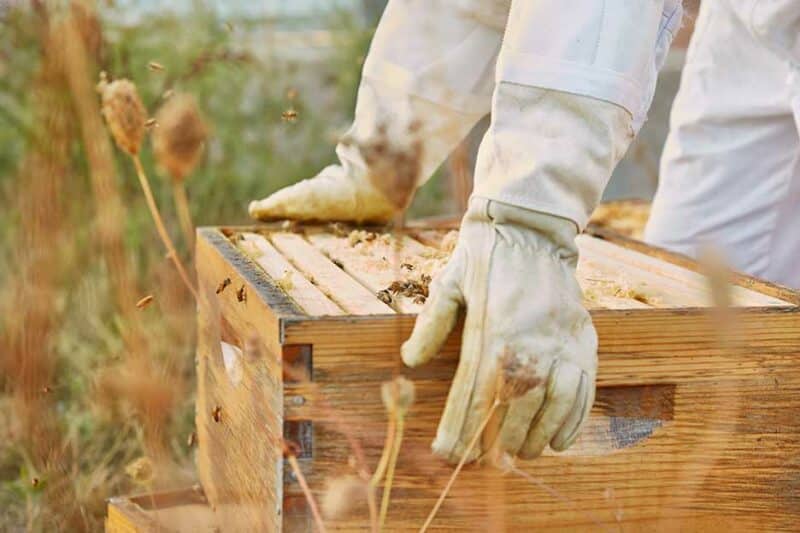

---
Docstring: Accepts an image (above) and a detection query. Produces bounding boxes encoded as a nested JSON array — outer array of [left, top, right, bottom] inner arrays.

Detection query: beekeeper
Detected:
[[250, 0, 682, 463], [646, 0, 800, 289]]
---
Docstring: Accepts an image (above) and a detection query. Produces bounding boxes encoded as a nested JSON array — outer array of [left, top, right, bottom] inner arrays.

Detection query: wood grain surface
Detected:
[[190, 225, 800, 532]]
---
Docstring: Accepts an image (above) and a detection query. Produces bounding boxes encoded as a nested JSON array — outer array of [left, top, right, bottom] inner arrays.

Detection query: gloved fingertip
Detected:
[[400, 336, 435, 368], [247, 200, 261, 218]]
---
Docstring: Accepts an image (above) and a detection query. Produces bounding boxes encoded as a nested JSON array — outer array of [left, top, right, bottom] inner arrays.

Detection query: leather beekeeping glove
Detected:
[[400, 0, 682, 461], [402, 84, 636, 463], [249, 0, 507, 223], [402, 197, 597, 462]]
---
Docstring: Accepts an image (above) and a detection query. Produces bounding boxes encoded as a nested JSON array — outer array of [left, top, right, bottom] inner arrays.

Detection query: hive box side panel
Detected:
[[282, 313, 800, 531], [195, 229, 294, 531]]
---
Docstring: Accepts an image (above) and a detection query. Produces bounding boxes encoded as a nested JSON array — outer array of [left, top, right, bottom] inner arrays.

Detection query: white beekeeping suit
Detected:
[[646, 0, 800, 288], [251, 0, 681, 461]]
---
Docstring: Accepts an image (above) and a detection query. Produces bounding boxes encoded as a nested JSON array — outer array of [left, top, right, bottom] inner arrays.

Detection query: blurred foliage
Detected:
[[0, 1, 447, 530]]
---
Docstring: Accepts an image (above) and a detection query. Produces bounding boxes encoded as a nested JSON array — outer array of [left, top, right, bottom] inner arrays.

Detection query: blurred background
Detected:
[[0, 1, 697, 530]]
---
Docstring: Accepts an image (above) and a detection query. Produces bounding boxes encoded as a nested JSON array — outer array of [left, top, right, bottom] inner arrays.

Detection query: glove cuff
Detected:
[[466, 197, 579, 259]]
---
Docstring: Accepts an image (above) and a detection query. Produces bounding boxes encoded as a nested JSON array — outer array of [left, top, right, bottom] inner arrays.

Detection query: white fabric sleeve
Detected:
[[470, 0, 682, 229], [495, 0, 682, 132]]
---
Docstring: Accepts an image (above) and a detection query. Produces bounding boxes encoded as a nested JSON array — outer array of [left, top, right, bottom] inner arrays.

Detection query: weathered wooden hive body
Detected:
[[108, 220, 800, 532]]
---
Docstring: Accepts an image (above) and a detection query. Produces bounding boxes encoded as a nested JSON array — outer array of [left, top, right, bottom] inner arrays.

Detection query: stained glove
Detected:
[[249, 0, 504, 222], [402, 198, 596, 461], [247, 79, 484, 223], [401, 83, 635, 463]]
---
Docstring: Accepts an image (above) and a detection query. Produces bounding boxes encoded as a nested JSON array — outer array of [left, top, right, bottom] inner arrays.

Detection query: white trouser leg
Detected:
[[645, 0, 800, 287]]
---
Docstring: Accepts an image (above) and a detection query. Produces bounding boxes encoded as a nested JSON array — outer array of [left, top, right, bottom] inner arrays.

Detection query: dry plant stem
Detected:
[[286, 453, 327, 533], [379, 415, 405, 531], [366, 483, 379, 533], [171, 180, 195, 247], [132, 156, 198, 299], [370, 416, 397, 486], [420, 400, 501, 533]]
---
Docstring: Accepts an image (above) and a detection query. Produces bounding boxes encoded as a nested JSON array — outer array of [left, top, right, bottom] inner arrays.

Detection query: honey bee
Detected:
[[212, 405, 222, 423], [136, 295, 154, 309], [377, 289, 393, 305], [31, 477, 39, 488], [162, 89, 174, 100], [41, 385, 52, 394], [332, 258, 344, 269], [216, 277, 232, 294], [236, 285, 247, 302], [187, 431, 197, 447], [281, 108, 298, 122], [400, 263, 415, 271], [145, 118, 158, 129], [147, 61, 165, 72]]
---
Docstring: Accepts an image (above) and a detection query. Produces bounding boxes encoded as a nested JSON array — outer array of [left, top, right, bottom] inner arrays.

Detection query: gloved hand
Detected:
[[401, 198, 595, 462], [401, 81, 635, 463], [249, 0, 504, 223]]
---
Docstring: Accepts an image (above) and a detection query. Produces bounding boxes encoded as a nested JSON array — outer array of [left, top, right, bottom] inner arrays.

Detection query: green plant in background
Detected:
[[0, 2, 452, 530]]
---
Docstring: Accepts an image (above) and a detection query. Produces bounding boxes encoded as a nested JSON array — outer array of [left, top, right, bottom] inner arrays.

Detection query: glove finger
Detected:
[[488, 383, 547, 457], [401, 256, 464, 368], [248, 179, 319, 221], [518, 361, 583, 460], [432, 337, 500, 463], [550, 371, 593, 451]]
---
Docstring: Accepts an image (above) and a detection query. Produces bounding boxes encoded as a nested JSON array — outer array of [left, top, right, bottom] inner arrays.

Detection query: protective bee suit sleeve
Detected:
[[249, 0, 510, 222], [402, 0, 682, 463]]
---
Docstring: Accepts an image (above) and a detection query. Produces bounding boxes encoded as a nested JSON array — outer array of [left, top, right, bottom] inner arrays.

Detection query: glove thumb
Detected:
[[401, 256, 464, 367]]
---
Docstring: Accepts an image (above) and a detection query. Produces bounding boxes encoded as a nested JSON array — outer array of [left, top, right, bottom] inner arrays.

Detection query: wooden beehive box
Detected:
[[192, 220, 800, 532]]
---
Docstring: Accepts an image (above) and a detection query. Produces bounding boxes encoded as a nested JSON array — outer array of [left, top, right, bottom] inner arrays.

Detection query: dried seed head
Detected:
[[125, 456, 155, 485], [97, 76, 147, 156], [497, 348, 542, 403], [381, 376, 415, 416], [152, 93, 208, 182], [322, 475, 367, 519]]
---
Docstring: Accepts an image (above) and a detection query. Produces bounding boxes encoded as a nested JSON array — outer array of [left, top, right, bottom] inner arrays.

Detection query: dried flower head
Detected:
[[497, 348, 542, 403], [322, 475, 368, 519], [152, 93, 208, 182], [381, 376, 415, 416], [97, 74, 147, 156], [125, 456, 155, 485]]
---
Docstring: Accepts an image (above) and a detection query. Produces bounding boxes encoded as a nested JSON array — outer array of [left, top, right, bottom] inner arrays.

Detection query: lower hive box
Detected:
[[191, 220, 800, 532]]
